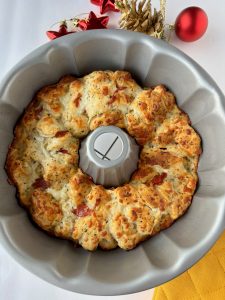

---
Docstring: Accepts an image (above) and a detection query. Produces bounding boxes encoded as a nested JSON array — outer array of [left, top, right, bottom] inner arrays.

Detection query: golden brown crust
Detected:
[[5, 70, 201, 251], [31, 190, 63, 230]]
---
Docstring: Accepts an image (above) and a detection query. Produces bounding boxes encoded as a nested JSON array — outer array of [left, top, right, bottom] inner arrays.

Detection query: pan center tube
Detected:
[[79, 126, 139, 187]]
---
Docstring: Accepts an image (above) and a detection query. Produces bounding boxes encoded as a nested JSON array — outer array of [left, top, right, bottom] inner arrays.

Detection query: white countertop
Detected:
[[0, 0, 224, 299]]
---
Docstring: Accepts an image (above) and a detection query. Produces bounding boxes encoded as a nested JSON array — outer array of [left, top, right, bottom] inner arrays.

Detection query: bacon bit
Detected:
[[57, 148, 69, 154], [131, 210, 138, 221], [186, 129, 191, 135], [95, 198, 101, 206], [181, 141, 187, 146], [107, 86, 127, 105], [72, 204, 93, 217], [102, 86, 109, 96], [102, 231, 107, 237], [159, 199, 166, 211], [32, 177, 49, 190], [139, 102, 147, 110], [74, 93, 81, 108], [151, 173, 167, 185], [184, 186, 193, 193], [143, 152, 174, 168], [98, 223, 103, 231], [55, 130, 68, 138], [108, 94, 117, 105], [117, 232, 123, 238]]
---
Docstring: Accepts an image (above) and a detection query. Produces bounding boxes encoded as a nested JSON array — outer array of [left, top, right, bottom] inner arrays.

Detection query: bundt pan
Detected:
[[0, 30, 225, 296]]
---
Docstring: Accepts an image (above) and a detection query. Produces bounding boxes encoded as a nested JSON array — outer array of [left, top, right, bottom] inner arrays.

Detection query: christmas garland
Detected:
[[47, 0, 208, 43]]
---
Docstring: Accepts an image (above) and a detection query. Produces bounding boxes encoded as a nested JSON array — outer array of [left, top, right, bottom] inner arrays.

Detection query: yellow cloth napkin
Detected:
[[153, 231, 225, 300]]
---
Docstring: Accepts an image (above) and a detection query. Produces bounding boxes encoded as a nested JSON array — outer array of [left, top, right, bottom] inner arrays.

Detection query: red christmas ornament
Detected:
[[175, 6, 208, 42], [90, 0, 119, 14], [46, 24, 75, 40], [78, 11, 109, 30]]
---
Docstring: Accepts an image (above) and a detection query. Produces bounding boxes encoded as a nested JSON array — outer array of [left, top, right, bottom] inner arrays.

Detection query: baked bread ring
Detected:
[[6, 71, 201, 250]]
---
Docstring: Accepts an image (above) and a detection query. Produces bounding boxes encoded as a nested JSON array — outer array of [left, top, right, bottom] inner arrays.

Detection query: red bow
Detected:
[[91, 0, 119, 14], [78, 11, 109, 30], [46, 11, 109, 40], [46, 24, 75, 40]]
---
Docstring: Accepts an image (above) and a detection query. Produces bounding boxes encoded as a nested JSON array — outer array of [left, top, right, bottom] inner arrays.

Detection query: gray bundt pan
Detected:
[[0, 30, 225, 296]]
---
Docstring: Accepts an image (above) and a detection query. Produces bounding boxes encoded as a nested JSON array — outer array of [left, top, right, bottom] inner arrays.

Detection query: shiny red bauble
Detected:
[[175, 6, 208, 42]]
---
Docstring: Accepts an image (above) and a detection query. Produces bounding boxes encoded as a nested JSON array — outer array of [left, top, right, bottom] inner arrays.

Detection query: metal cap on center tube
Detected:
[[79, 126, 139, 187]]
